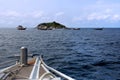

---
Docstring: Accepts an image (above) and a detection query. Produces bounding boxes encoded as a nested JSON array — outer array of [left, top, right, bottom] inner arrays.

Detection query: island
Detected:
[[36, 21, 66, 30], [36, 21, 81, 30], [17, 25, 26, 30]]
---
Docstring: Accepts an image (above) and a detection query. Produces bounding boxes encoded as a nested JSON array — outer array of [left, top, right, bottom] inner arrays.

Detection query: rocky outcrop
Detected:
[[17, 25, 26, 30], [36, 21, 66, 30]]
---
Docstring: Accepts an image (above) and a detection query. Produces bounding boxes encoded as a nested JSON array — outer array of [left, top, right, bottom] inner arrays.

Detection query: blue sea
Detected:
[[0, 28, 120, 80]]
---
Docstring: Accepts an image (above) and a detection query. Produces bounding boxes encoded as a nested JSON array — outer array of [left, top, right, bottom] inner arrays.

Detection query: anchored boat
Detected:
[[0, 47, 75, 80]]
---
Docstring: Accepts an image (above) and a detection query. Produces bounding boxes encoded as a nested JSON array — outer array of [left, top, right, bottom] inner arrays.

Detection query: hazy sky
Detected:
[[0, 0, 120, 28]]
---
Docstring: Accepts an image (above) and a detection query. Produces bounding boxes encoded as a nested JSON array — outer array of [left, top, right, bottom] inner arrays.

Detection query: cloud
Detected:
[[51, 12, 65, 21], [111, 14, 120, 20], [105, 9, 112, 13], [73, 8, 120, 22], [0, 10, 45, 18], [87, 13, 111, 20], [31, 11, 44, 18], [96, 0, 104, 4], [0, 10, 61, 27], [0, 10, 46, 27], [0, 11, 21, 17], [0, 19, 5, 24], [87, 13, 120, 21], [55, 12, 64, 17], [72, 16, 83, 21]]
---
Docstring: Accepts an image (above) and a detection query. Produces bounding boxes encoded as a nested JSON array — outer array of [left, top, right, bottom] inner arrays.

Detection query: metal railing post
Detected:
[[20, 47, 28, 66]]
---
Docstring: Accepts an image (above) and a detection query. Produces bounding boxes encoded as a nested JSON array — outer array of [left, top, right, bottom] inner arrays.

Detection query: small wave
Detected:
[[84, 38, 90, 41], [81, 65, 93, 70], [92, 60, 120, 66], [106, 41, 120, 45]]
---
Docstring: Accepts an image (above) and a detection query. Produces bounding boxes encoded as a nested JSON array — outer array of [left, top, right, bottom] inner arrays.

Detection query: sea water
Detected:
[[0, 28, 120, 80]]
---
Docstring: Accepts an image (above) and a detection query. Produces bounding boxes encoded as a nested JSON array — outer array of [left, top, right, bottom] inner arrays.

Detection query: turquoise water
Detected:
[[0, 28, 120, 80]]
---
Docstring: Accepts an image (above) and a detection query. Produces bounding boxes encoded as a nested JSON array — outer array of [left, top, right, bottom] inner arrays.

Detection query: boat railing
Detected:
[[29, 57, 41, 79], [0, 64, 17, 73], [29, 56, 75, 80]]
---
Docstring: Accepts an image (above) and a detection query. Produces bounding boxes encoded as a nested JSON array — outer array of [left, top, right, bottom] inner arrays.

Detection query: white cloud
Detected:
[[73, 8, 120, 22], [0, 11, 21, 17], [0, 19, 6, 24], [87, 13, 111, 20], [96, 0, 104, 4], [87, 13, 97, 20], [72, 16, 83, 21], [0, 10, 47, 26], [86, 13, 120, 21], [31, 11, 44, 18], [111, 14, 120, 20], [52, 12, 65, 21], [0, 10, 45, 18], [55, 12, 64, 17], [105, 9, 112, 13]]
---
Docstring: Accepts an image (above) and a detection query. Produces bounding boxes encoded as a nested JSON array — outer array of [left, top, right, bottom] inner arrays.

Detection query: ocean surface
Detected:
[[0, 28, 120, 80]]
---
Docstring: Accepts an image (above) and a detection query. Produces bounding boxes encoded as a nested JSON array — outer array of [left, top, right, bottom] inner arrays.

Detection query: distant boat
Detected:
[[17, 25, 26, 30], [73, 28, 80, 30], [94, 28, 103, 30]]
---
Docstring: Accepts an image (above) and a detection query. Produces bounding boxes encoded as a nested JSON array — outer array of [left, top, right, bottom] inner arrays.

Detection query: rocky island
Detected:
[[36, 21, 67, 30], [17, 25, 26, 30]]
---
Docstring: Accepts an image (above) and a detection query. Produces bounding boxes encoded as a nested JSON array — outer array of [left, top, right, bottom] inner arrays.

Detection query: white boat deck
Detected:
[[0, 47, 75, 80], [1, 58, 46, 80], [0, 57, 75, 80]]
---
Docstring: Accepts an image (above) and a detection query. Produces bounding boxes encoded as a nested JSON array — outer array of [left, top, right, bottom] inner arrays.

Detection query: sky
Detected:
[[0, 0, 120, 28]]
